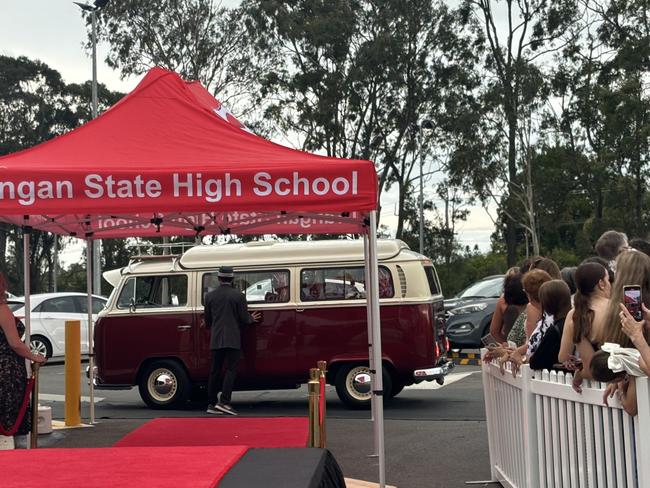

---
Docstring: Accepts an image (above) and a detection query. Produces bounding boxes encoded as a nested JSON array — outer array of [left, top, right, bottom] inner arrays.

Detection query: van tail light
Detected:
[[434, 340, 440, 358], [445, 337, 450, 353]]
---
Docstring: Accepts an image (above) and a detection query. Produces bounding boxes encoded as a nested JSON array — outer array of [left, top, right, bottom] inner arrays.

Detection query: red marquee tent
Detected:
[[0, 67, 388, 486], [0, 67, 377, 237]]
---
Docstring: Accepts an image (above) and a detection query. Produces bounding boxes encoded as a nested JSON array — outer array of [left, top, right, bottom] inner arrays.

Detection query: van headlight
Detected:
[[448, 303, 488, 316]]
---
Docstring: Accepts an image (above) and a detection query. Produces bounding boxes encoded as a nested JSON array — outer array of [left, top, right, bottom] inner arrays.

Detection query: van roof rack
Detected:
[[128, 254, 180, 263]]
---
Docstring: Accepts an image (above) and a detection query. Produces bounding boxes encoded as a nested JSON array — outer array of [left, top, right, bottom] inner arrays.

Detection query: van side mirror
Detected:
[[129, 297, 137, 313]]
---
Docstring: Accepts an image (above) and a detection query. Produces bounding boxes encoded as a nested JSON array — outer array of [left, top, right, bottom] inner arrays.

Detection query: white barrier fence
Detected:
[[481, 350, 650, 488]]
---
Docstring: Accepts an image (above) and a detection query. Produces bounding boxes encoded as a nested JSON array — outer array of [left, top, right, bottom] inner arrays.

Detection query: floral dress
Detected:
[[507, 310, 527, 347], [0, 316, 31, 436]]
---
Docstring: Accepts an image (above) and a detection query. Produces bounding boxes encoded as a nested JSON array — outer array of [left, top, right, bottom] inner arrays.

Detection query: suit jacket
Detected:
[[204, 284, 253, 350]]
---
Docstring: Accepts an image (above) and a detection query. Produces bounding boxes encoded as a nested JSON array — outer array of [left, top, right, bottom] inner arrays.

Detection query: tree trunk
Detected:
[[395, 182, 407, 239], [505, 110, 518, 266], [0, 225, 6, 272]]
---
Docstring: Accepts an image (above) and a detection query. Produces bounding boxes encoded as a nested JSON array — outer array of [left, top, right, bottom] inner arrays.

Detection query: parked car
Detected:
[[11, 293, 107, 358], [444, 275, 504, 348]]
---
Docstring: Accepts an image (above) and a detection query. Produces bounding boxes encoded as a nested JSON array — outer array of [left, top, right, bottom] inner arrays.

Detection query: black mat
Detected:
[[218, 448, 346, 488]]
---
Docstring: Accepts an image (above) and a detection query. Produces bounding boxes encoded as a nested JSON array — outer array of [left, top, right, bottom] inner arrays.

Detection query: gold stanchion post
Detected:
[[65, 320, 81, 426], [30, 362, 40, 448], [308, 367, 321, 447], [317, 360, 327, 448]]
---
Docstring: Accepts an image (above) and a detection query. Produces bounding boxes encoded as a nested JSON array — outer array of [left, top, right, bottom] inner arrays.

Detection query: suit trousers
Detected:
[[207, 348, 241, 404]]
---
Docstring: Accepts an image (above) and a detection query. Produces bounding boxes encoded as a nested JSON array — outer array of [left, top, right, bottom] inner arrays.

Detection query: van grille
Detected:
[[396, 265, 407, 297]]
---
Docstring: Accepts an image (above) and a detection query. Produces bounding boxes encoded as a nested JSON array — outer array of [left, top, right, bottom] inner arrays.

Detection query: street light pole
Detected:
[[418, 120, 434, 255], [419, 148, 425, 255], [90, 9, 102, 296], [75, 0, 107, 295]]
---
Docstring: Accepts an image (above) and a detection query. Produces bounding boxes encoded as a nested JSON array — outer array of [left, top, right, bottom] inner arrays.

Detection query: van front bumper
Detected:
[[413, 360, 455, 382]]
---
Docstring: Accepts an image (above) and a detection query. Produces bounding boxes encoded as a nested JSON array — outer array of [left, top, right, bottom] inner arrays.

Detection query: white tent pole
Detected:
[[367, 210, 386, 487], [86, 238, 96, 424], [23, 223, 32, 450], [363, 231, 378, 453]]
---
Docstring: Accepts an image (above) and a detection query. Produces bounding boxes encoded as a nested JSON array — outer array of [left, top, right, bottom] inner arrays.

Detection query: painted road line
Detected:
[[39, 393, 105, 403], [405, 371, 476, 390]]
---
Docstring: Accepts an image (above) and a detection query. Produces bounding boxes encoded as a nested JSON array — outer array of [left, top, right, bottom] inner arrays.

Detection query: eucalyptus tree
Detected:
[[456, 0, 581, 264], [244, 0, 483, 237], [548, 0, 650, 240], [0, 55, 123, 292], [92, 0, 275, 127]]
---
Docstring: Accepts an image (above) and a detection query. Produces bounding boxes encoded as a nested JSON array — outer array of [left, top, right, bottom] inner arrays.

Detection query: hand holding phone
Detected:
[[481, 333, 499, 348], [623, 285, 643, 321]]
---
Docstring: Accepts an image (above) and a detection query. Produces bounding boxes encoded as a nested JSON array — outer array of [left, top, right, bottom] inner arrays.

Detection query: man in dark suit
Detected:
[[204, 266, 261, 415]]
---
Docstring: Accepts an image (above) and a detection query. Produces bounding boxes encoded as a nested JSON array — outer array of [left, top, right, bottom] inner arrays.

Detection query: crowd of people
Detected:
[[485, 230, 650, 416]]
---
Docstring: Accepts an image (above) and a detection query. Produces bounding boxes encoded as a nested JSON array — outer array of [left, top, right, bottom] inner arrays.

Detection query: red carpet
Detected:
[[0, 446, 247, 488], [114, 417, 309, 448]]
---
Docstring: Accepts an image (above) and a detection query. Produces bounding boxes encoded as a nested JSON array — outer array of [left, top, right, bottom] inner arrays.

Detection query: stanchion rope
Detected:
[[0, 378, 35, 436]]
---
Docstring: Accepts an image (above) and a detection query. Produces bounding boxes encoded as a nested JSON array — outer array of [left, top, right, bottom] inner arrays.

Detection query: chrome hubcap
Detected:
[[347, 366, 372, 401], [148, 368, 177, 402]]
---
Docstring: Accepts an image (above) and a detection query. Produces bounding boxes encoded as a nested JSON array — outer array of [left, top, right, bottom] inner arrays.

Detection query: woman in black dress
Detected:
[[0, 272, 46, 444]]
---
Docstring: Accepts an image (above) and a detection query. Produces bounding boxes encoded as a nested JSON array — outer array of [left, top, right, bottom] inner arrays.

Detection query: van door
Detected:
[[295, 266, 398, 375], [197, 269, 297, 387], [101, 273, 194, 384]]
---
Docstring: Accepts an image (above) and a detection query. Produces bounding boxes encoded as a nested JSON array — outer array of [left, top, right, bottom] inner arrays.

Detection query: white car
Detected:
[[10, 292, 107, 358]]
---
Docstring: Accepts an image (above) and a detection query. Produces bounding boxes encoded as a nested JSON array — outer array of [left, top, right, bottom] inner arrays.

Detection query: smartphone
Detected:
[[623, 285, 643, 321], [481, 333, 499, 347]]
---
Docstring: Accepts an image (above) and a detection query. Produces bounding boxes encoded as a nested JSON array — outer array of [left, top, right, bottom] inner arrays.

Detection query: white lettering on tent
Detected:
[[331, 177, 350, 195], [312, 177, 329, 196], [252, 171, 358, 198], [17, 181, 35, 205], [173, 173, 242, 202], [84, 174, 162, 199], [0, 180, 73, 206]]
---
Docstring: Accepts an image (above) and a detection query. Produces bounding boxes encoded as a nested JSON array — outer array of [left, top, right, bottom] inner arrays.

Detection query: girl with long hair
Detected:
[[529, 280, 572, 370], [559, 262, 611, 383], [600, 250, 650, 348]]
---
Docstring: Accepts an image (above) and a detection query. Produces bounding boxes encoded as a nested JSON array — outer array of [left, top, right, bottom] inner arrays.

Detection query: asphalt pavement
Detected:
[[27, 362, 496, 488]]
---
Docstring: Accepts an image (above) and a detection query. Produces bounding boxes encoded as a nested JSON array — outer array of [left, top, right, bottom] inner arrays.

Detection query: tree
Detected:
[[0, 55, 124, 292], [93, 0, 273, 128], [457, 0, 581, 265], [246, 0, 482, 237]]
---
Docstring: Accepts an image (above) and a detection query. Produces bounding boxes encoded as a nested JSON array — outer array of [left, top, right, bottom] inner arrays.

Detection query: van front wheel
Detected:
[[138, 360, 190, 409], [335, 364, 392, 409]]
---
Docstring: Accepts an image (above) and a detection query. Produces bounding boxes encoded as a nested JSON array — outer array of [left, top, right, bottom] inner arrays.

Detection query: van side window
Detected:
[[300, 266, 394, 301], [424, 266, 440, 295], [202, 270, 290, 304], [117, 275, 188, 309]]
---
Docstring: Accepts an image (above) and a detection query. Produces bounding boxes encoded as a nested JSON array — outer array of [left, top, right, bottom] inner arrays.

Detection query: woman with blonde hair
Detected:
[[600, 250, 650, 347]]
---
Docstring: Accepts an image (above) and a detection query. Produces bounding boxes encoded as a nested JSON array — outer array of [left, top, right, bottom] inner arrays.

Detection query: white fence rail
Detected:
[[481, 350, 650, 488]]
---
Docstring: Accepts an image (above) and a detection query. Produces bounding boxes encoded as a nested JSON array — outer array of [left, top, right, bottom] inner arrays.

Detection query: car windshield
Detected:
[[458, 277, 503, 298], [7, 302, 24, 312]]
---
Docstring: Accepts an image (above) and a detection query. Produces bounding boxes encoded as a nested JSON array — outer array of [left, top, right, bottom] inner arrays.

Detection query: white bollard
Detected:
[[0, 435, 15, 450], [38, 405, 52, 435]]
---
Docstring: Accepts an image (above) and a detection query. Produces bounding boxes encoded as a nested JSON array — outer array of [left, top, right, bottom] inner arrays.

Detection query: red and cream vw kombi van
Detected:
[[94, 239, 452, 408]]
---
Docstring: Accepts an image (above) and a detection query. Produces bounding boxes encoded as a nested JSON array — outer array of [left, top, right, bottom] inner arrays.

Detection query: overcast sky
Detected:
[[1, 0, 494, 262]]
